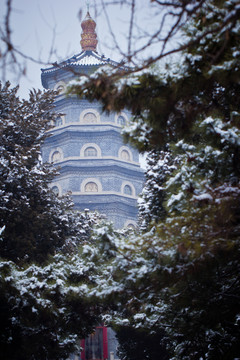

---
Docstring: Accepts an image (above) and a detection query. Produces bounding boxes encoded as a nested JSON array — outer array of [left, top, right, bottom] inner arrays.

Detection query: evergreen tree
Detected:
[[0, 82, 69, 264], [115, 326, 169, 360], [0, 82, 103, 360], [138, 149, 176, 230], [68, 1, 240, 359]]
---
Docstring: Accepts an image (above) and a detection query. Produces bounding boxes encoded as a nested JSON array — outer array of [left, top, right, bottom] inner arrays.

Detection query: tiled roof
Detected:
[[41, 51, 118, 74], [70, 54, 107, 66]]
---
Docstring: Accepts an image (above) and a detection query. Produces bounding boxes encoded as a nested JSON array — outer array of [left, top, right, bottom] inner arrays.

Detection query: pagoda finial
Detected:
[[80, 9, 98, 52]]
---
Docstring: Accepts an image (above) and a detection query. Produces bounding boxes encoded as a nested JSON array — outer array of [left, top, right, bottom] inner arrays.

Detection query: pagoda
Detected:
[[41, 11, 144, 229]]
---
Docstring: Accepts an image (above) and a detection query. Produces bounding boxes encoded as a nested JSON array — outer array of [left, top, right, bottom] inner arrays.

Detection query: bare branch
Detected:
[[127, 0, 135, 62]]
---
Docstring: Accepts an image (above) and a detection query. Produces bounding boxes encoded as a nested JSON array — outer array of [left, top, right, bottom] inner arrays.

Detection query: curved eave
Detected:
[[72, 192, 139, 203], [72, 195, 139, 216], [54, 158, 145, 177], [45, 124, 124, 141], [41, 50, 126, 89]]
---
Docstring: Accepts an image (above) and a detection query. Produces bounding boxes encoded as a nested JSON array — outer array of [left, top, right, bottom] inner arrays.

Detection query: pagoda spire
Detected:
[[80, 10, 98, 52], [86, 0, 90, 12]]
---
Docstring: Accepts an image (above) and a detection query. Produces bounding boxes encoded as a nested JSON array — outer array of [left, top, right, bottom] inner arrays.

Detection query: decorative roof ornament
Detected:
[[86, 0, 90, 12], [80, 11, 98, 51]]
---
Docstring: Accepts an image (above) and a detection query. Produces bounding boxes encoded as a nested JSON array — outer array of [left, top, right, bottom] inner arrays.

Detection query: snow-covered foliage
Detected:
[[0, 83, 105, 360], [138, 149, 177, 230], [0, 247, 104, 360], [65, 1, 240, 359], [86, 142, 240, 357]]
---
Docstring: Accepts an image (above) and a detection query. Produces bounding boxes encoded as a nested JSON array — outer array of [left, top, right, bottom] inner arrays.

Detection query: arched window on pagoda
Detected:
[[85, 182, 98, 192], [124, 184, 132, 196], [54, 81, 65, 94], [115, 112, 128, 126], [84, 146, 98, 157], [127, 223, 136, 229], [120, 149, 130, 161], [55, 116, 63, 127], [81, 143, 101, 158], [124, 220, 137, 229], [51, 186, 59, 196], [80, 109, 100, 124], [117, 115, 126, 126], [51, 150, 62, 163], [83, 112, 97, 123], [119, 146, 132, 162], [121, 182, 135, 197], [56, 85, 64, 93]]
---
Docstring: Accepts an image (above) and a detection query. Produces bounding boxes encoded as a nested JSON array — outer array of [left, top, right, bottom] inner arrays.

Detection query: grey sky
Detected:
[[1, 0, 161, 99]]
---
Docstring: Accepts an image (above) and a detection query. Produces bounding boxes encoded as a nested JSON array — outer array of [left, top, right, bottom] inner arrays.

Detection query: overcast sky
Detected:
[[0, 0, 162, 99]]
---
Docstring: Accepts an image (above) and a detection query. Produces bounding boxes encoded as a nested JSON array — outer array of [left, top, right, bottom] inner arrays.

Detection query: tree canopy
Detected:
[[0, 83, 104, 360], [68, 1, 240, 359]]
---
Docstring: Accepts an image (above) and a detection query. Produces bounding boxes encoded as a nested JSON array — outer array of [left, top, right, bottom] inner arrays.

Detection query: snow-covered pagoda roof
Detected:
[[41, 50, 120, 74], [41, 11, 125, 89]]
